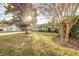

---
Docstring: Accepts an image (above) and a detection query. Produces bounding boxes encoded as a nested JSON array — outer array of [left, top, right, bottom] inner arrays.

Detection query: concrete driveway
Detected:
[[0, 32, 25, 36]]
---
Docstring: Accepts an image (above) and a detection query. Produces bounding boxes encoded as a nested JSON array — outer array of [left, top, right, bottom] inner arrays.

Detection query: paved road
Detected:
[[0, 32, 25, 36]]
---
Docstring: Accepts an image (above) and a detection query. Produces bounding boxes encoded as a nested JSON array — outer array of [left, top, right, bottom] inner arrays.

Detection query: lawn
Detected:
[[0, 32, 79, 56]]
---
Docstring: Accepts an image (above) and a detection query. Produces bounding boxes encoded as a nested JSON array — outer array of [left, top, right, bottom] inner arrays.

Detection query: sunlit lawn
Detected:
[[0, 32, 58, 56], [0, 32, 79, 56]]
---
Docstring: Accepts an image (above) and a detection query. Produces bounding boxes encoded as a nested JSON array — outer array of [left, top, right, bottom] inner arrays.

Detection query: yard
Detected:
[[0, 32, 79, 56]]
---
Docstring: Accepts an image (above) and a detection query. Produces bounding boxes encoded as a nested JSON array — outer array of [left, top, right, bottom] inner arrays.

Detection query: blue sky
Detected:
[[0, 3, 13, 21]]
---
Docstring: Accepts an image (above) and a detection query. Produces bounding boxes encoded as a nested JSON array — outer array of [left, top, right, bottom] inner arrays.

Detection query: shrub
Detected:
[[70, 19, 79, 38]]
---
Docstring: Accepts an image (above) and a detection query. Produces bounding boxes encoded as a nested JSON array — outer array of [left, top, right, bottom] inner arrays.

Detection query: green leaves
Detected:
[[70, 16, 79, 38]]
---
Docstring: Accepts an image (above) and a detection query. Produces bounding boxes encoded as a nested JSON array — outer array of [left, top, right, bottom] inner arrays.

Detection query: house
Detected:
[[37, 23, 48, 31], [37, 23, 55, 32], [0, 23, 21, 32]]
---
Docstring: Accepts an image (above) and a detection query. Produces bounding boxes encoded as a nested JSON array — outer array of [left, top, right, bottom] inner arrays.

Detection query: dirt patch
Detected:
[[54, 37, 79, 50]]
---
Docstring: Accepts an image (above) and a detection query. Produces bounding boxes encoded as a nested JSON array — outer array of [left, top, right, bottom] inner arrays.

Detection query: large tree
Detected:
[[48, 3, 79, 42], [5, 3, 37, 33]]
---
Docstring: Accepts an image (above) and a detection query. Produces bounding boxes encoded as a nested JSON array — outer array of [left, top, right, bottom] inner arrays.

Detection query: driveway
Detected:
[[0, 32, 25, 36]]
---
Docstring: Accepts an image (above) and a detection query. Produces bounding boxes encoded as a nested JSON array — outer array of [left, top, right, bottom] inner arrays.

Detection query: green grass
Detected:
[[38, 33, 79, 56], [0, 32, 79, 55]]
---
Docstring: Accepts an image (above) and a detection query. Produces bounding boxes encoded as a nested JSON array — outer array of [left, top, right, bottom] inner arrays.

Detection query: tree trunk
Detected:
[[25, 25, 28, 34], [64, 23, 70, 42], [25, 24, 32, 34], [58, 23, 70, 42], [58, 18, 78, 42]]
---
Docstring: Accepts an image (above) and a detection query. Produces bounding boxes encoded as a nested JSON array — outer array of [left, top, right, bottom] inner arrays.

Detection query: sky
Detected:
[[36, 14, 50, 24], [0, 3, 79, 24], [0, 4, 13, 21], [0, 3, 49, 24]]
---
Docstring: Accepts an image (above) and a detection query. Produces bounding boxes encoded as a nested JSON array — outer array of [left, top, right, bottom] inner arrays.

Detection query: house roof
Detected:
[[0, 24, 9, 27]]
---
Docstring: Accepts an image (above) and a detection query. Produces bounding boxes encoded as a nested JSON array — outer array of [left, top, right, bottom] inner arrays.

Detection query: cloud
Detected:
[[37, 14, 50, 24]]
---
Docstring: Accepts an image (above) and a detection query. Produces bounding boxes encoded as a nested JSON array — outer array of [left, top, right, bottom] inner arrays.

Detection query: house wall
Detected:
[[2, 24, 21, 32]]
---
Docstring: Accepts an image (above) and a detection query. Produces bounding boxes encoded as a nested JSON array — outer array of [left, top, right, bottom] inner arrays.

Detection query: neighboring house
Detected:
[[7, 24, 21, 31], [37, 23, 54, 32], [37, 23, 48, 31], [0, 23, 21, 32]]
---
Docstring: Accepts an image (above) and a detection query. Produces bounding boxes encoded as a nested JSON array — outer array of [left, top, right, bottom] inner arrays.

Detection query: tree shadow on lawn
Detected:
[[0, 33, 33, 55]]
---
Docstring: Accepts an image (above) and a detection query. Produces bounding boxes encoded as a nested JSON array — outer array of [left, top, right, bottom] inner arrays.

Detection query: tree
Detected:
[[36, 3, 79, 42], [5, 3, 37, 34], [48, 3, 79, 42]]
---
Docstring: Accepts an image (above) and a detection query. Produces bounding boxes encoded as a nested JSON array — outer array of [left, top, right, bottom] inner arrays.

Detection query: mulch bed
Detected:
[[54, 37, 79, 50]]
